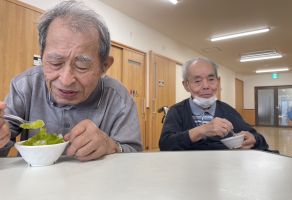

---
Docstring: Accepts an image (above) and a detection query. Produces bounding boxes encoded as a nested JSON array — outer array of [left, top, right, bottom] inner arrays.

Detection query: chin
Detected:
[[200, 95, 213, 98], [53, 94, 83, 106], [51, 90, 83, 105], [55, 99, 80, 106]]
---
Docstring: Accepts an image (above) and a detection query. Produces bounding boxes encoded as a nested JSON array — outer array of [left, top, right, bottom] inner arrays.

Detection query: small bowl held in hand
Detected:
[[221, 134, 244, 149], [15, 141, 69, 167]]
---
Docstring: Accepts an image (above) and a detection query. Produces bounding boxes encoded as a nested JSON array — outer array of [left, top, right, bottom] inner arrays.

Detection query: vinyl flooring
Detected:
[[255, 126, 292, 157]]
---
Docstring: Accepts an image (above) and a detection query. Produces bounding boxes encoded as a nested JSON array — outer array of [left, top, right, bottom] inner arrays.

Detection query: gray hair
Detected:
[[38, 0, 111, 64], [182, 56, 219, 81]]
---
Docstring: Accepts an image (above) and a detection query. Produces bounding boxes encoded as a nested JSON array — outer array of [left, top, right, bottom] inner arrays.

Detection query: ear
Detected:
[[182, 80, 191, 92], [102, 56, 114, 73]]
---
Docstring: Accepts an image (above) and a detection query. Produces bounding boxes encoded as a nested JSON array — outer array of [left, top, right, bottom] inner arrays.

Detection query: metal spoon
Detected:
[[230, 129, 237, 136], [1, 114, 30, 126]]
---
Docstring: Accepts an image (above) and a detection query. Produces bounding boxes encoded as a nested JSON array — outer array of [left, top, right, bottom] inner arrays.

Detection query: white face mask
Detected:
[[192, 96, 217, 109]]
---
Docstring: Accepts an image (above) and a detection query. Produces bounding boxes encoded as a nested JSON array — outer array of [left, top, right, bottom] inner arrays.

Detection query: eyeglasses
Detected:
[[187, 75, 217, 87]]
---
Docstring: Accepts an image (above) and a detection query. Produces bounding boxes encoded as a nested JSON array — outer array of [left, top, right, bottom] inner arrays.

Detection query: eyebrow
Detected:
[[45, 53, 92, 63], [75, 55, 92, 63], [46, 53, 64, 61], [192, 74, 216, 79], [208, 74, 216, 77]]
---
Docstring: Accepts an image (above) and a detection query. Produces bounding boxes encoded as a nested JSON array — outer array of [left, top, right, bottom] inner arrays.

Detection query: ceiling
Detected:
[[100, 0, 292, 75]]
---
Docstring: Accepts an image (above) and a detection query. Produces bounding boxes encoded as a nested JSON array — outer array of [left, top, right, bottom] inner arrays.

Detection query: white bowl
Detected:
[[14, 141, 69, 167], [221, 134, 244, 149]]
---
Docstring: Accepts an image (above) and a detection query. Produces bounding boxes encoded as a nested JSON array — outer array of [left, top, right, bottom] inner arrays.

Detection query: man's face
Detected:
[[42, 18, 110, 106], [183, 60, 218, 98]]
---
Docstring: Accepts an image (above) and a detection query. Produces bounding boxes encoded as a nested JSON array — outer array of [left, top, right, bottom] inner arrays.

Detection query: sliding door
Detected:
[[255, 86, 292, 127], [278, 88, 292, 126]]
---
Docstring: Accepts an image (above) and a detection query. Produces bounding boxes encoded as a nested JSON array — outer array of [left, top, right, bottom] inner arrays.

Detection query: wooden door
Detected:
[[216, 77, 221, 100], [107, 45, 123, 82], [122, 49, 146, 149], [235, 78, 244, 115], [0, 0, 42, 156], [0, 0, 41, 100], [149, 52, 176, 150]]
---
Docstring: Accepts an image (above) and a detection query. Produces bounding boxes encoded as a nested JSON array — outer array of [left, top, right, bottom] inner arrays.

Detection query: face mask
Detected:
[[192, 96, 217, 109]]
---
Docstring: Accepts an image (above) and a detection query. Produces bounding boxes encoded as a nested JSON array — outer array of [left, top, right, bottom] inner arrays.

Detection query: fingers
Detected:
[[0, 117, 4, 128], [0, 102, 6, 125], [66, 131, 91, 156], [75, 140, 107, 161], [0, 122, 11, 148], [206, 117, 233, 137], [64, 124, 86, 142], [241, 144, 254, 149], [65, 120, 111, 161], [75, 147, 105, 161], [0, 102, 10, 148], [0, 101, 6, 110], [219, 118, 234, 133], [75, 131, 112, 160], [69, 133, 109, 161], [240, 131, 256, 149]]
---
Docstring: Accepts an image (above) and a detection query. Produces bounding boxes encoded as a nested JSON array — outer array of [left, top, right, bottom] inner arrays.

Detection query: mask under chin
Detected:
[[192, 96, 217, 108]]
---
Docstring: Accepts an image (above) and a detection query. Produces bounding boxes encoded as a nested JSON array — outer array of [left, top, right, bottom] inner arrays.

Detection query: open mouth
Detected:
[[58, 88, 78, 98]]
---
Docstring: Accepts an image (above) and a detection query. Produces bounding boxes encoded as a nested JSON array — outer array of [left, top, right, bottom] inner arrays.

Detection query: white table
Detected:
[[1, 150, 292, 200]]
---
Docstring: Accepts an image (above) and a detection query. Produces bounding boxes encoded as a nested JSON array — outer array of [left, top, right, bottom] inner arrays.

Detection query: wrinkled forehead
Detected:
[[58, 16, 98, 34], [189, 59, 216, 77]]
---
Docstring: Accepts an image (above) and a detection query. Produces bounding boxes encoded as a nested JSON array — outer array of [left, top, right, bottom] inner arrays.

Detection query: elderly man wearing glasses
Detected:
[[159, 57, 269, 151]]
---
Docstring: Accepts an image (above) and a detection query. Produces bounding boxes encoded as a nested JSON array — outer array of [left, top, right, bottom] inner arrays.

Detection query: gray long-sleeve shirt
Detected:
[[0, 66, 142, 156]]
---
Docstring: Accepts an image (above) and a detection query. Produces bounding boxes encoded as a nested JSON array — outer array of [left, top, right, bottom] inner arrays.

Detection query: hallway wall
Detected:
[[19, 0, 237, 107], [243, 72, 292, 109]]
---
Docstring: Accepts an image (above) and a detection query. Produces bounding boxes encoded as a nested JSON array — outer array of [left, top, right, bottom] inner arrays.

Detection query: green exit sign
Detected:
[[272, 73, 279, 79]]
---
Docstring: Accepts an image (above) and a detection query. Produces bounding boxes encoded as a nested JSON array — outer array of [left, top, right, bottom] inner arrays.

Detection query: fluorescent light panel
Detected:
[[210, 27, 270, 42], [256, 67, 289, 73], [168, 0, 178, 5], [240, 51, 282, 62]]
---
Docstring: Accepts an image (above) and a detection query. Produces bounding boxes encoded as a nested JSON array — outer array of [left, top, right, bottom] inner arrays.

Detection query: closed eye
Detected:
[[48, 62, 64, 69]]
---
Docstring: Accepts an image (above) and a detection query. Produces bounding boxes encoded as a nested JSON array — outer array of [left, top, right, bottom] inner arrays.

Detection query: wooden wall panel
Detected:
[[0, 0, 5, 99], [235, 78, 244, 116], [1, 1, 149, 153], [108, 45, 123, 81], [1, 0, 42, 157], [0, 0, 41, 100], [216, 77, 221, 100], [242, 109, 255, 126]]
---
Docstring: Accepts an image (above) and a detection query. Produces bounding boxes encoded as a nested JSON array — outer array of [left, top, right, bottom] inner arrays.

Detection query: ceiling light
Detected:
[[256, 67, 289, 73], [240, 50, 282, 62], [168, 0, 178, 5], [210, 27, 270, 42]]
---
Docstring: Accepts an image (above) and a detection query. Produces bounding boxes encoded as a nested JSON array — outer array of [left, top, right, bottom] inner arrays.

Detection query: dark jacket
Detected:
[[159, 99, 269, 151]]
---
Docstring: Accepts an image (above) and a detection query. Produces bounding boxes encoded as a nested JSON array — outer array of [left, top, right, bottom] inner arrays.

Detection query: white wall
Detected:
[[175, 64, 236, 107], [176, 65, 189, 103], [243, 72, 292, 109], [218, 67, 236, 107], [20, 0, 236, 107]]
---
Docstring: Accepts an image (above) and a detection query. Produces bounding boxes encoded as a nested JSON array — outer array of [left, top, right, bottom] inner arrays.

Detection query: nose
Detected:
[[201, 78, 210, 88], [59, 65, 76, 86]]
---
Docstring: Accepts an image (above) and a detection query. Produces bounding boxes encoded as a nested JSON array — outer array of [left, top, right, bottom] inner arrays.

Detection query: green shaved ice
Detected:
[[22, 128, 64, 146], [20, 120, 45, 129]]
